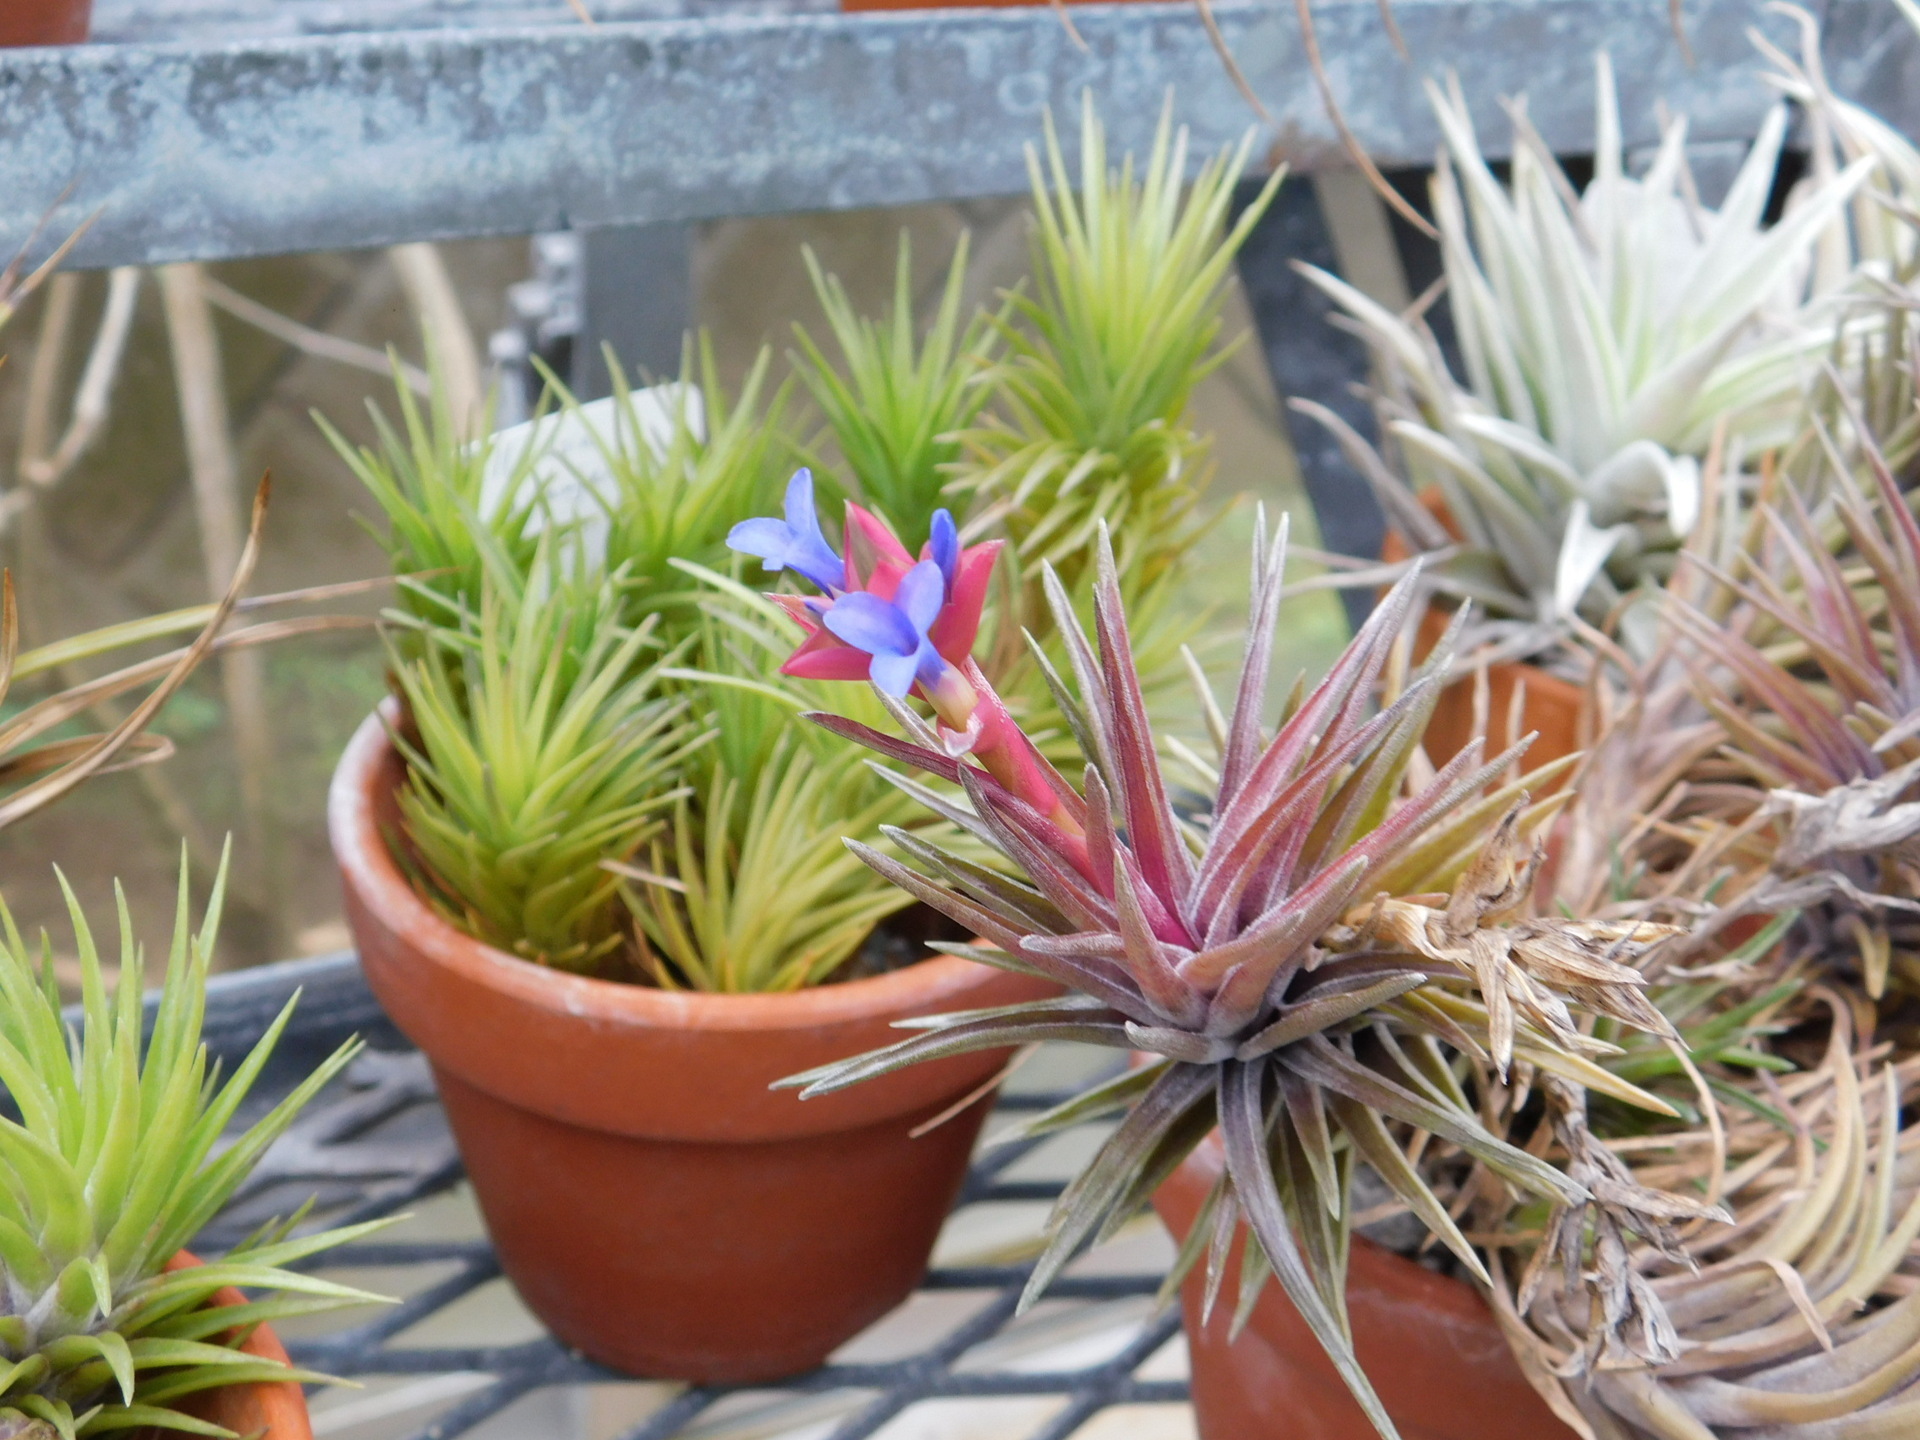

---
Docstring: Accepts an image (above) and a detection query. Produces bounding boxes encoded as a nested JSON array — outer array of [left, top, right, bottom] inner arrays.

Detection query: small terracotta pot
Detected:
[[142, 1252, 311, 1440], [331, 704, 1053, 1383], [0, 0, 91, 45], [1154, 1140, 1574, 1440], [1381, 498, 1584, 778]]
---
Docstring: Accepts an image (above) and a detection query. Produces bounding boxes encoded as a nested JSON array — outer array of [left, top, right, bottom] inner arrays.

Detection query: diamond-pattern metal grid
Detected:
[[188, 953, 1191, 1440]]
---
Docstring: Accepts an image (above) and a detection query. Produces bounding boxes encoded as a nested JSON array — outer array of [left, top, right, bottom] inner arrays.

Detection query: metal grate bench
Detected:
[[190, 952, 1192, 1440]]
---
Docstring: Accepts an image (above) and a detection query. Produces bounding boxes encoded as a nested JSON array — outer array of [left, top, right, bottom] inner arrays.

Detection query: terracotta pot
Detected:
[[1154, 1139, 1574, 1440], [0, 0, 90, 45], [330, 704, 1053, 1383], [140, 1252, 311, 1440], [1381, 499, 1584, 778]]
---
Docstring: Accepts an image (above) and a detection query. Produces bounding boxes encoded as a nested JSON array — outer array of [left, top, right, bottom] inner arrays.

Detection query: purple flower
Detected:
[[928, 509, 960, 591], [822, 559, 949, 697], [727, 469, 846, 593]]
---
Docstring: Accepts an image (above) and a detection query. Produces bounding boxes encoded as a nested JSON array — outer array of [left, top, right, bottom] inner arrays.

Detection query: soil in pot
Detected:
[[1154, 1139, 1576, 1440], [331, 704, 1056, 1384], [0, 1, 91, 45], [1381, 501, 1585, 779]]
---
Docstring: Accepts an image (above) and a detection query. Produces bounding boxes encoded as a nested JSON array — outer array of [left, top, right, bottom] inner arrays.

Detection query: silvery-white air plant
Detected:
[[1754, 0, 1920, 280], [1300, 56, 1873, 657]]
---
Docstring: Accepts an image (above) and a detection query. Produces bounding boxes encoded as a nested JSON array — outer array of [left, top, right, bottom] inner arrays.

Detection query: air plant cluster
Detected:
[[0, 861, 386, 1439], [714, 21, 1920, 1440], [799, 96, 1283, 730], [1382, 26, 1920, 1434], [1304, 55, 1873, 665], [339, 98, 1272, 992]]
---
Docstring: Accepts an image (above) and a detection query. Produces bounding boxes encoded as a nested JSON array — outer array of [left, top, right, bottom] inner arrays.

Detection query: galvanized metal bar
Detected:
[[0, 0, 1885, 270]]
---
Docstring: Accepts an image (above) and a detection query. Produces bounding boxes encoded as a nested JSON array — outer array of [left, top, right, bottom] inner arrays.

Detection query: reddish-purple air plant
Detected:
[[782, 516, 1676, 1440], [1672, 437, 1920, 995]]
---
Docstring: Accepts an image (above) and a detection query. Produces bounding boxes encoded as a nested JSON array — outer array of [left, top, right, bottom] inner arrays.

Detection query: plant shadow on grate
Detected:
[[187, 953, 1192, 1440]]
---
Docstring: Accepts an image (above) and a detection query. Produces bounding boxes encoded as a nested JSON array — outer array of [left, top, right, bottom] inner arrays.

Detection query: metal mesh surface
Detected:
[[191, 954, 1193, 1440]]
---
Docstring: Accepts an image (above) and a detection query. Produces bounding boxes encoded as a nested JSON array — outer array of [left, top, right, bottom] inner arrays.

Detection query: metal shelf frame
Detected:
[[0, 0, 1910, 270]]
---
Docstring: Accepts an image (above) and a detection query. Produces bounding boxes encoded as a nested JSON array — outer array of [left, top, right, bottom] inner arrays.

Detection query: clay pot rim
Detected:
[[329, 700, 1000, 1036], [149, 1250, 309, 1440]]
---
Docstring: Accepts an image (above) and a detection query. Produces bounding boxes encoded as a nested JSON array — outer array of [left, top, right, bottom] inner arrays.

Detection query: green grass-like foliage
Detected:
[[792, 234, 994, 551], [587, 341, 793, 627], [389, 560, 706, 977], [619, 571, 921, 991], [790, 525, 1679, 1440], [954, 95, 1281, 598], [0, 859, 386, 1438], [316, 353, 545, 639]]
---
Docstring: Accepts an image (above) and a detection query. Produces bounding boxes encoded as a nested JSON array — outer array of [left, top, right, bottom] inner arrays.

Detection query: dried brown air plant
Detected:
[[1495, 992, 1920, 1440]]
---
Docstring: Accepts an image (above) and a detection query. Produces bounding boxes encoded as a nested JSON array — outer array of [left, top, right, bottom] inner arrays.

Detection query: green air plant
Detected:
[[612, 571, 923, 992], [386, 557, 706, 977], [317, 354, 547, 641], [1300, 56, 1872, 648], [0, 856, 388, 1438], [791, 233, 995, 550], [783, 519, 1682, 1439], [578, 340, 792, 627], [952, 95, 1283, 680], [1668, 430, 1920, 998]]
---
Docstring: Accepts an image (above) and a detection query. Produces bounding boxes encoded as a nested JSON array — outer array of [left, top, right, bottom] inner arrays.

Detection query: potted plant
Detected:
[[0, 2, 88, 47], [327, 356, 1051, 1377], [1299, 56, 1874, 770], [774, 507, 1707, 1438], [0, 854, 388, 1439], [327, 100, 1275, 1385]]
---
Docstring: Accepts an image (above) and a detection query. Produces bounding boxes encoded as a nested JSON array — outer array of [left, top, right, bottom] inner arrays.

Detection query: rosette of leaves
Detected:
[[329, 336, 789, 643], [788, 520, 1680, 1437], [611, 567, 923, 992], [577, 340, 793, 626], [386, 553, 708, 977], [1300, 56, 1871, 647], [791, 233, 995, 551], [1669, 439, 1920, 997], [0, 857, 387, 1438]]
